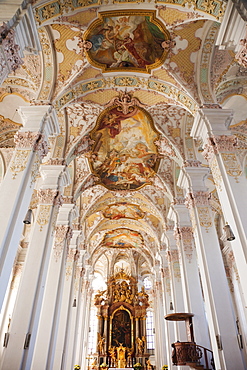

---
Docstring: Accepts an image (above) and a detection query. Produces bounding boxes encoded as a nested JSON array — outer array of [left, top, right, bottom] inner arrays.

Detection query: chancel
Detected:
[[0, 1, 247, 370]]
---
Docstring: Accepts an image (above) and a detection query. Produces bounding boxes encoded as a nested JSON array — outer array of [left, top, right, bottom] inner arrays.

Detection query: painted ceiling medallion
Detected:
[[103, 202, 144, 220], [83, 10, 170, 73], [102, 228, 144, 249], [88, 92, 160, 191]]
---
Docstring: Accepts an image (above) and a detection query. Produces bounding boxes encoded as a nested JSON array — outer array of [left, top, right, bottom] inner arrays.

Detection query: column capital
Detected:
[[36, 164, 71, 189], [18, 105, 60, 138], [191, 108, 233, 144], [178, 165, 209, 193], [202, 135, 238, 162]]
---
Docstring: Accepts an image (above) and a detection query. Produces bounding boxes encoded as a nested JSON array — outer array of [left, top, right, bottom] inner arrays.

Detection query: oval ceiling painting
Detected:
[[102, 228, 144, 249], [84, 10, 170, 73], [88, 97, 160, 191]]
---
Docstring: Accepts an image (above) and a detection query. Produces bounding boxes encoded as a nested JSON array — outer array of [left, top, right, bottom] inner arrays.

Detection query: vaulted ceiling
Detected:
[[1, 0, 247, 280]]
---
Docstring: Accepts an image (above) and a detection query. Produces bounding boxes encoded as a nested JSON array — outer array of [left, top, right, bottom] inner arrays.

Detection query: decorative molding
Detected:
[[105, 91, 147, 115], [55, 78, 198, 115], [53, 225, 72, 262], [34, 0, 225, 26], [210, 156, 223, 190], [203, 135, 238, 162], [37, 188, 61, 205], [185, 191, 210, 208], [197, 206, 212, 231], [10, 149, 30, 179], [236, 33, 247, 69], [0, 23, 23, 85], [184, 159, 202, 167]]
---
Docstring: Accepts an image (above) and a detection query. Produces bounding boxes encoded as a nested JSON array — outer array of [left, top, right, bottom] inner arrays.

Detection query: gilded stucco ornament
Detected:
[[236, 33, 247, 69], [10, 150, 30, 179], [37, 205, 52, 231]]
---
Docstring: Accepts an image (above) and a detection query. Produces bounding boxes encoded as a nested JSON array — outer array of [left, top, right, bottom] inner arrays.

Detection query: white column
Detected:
[[160, 252, 175, 370], [166, 228, 187, 343], [28, 200, 77, 369], [53, 230, 81, 370], [0, 163, 67, 370], [0, 105, 59, 310], [192, 108, 247, 316], [169, 203, 211, 350], [178, 164, 245, 370], [61, 252, 85, 370], [154, 273, 167, 370]]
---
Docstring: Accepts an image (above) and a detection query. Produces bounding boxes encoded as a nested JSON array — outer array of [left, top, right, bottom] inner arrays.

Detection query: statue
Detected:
[[117, 343, 126, 368], [127, 347, 133, 367], [136, 337, 144, 354], [109, 346, 116, 367], [91, 358, 97, 369], [97, 334, 105, 355], [146, 359, 153, 369]]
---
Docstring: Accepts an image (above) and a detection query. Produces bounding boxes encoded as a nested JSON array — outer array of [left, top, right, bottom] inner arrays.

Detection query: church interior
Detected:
[[0, 0, 247, 369]]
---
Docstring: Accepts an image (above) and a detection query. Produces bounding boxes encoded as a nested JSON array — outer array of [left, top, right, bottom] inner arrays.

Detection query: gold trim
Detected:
[[0, 92, 29, 103], [83, 9, 170, 74]]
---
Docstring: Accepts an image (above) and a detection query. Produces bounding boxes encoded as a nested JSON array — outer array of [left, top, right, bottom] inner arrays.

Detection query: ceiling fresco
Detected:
[[102, 228, 144, 249], [88, 99, 160, 190], [103, 202, 144, 220], [84, 10, 170, 72]]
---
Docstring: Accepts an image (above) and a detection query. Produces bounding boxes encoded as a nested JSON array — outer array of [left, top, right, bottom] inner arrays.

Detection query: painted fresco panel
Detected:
[[102, 228, 144, 248], [103, 202, 144, 220], [89, 106, 159, 190], [85, 11, 169, 72]]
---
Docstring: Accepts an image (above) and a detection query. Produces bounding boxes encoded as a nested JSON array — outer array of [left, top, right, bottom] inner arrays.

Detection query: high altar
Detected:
[[94, 269, 150, 368]]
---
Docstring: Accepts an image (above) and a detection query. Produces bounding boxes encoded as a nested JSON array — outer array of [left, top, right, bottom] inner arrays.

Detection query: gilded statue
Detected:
[[146, 359, 153, 369], [97, 334, 105, 355], [109, 346, 116, 367], [117, 343, 126, 368], [136, 337, 144, 354]]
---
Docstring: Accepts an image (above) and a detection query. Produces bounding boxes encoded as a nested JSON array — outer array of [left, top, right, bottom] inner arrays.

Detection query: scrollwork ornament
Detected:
[[197, 207, 212, 232], [37, 205, 52, 231], [14, 132, 40, 148], [37, 189, 58, 204], [193, 191, 211, 206], [221, 153, 242, 182], [210, 156, 223, 190], [33, 134, 49, 160], [53, 225, 69, 262], [30, 154, 41, 186], [10, 150, 30, 179]]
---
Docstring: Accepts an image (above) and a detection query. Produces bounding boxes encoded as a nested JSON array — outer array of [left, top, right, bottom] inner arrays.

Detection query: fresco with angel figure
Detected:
[[84, 11, 170, 72], [89, 105, 160, 190], [102, 228, 144, 249]]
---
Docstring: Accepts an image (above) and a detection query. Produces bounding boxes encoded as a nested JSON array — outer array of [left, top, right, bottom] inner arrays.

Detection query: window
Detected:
[[146, 310, 155, 350], [87, 308, 98, 354], [143, 277, 152, 290]]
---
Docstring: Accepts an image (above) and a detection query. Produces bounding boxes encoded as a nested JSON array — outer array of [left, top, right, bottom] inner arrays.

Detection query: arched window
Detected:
[[146, 310, 155, 350], [87, 307, 98, 354], [143, 277, 152, 290]]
